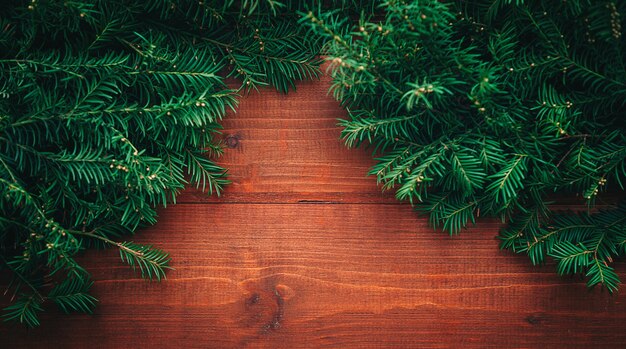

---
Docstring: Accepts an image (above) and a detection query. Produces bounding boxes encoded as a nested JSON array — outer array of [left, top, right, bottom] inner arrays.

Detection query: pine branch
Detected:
[[117, 242, 171, 281], [314, 0, 626, 292], [2, 294, 44, 328], [48, 277, 98, 314], [1, 1, 323, 326], [72, 230, 171, 281]]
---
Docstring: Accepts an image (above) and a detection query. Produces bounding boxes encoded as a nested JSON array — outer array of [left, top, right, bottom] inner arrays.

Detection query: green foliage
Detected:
[[2, 292, 44, 328], [118, 241, 171, 281], [0, 0, 323, 326], [48, 277, 98, 315], [4, 0, 624, 328], [305, 0, 626, 291]]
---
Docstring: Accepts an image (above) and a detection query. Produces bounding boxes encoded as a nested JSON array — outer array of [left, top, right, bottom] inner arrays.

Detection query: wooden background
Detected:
[[3, 75, 626, 348]]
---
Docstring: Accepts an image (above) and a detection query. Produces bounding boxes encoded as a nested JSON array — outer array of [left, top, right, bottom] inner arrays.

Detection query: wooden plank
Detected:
[[3, 74, 626, 348], [4, 203, 626, 348], [176, 78, 396, 204]]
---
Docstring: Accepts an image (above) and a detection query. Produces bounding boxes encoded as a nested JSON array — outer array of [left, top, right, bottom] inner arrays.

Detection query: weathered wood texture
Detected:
[[3, 76, 626, 348]]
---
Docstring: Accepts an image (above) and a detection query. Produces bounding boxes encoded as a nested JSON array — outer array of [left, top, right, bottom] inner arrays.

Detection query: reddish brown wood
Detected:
[[2, 75, 626, 348]]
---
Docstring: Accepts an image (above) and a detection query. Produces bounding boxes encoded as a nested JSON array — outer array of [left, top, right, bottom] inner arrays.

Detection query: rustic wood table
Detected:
[[3, 75, 626, 348]]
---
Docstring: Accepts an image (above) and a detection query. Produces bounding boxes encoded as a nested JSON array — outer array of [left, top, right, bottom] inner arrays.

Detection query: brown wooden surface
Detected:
[[3, 75, 626, 348]]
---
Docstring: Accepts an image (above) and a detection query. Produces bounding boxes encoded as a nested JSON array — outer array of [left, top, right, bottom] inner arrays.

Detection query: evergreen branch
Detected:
[[48, 277, 98, 314], [587, 258, 620, 293], [117, 241, 171, 281], [71, 231, 171, 281], [2, 294, 43, 328], [486, 154, 528, 205], [184, 148, 229, 195], [0, 255, 44, 301], [319, 0, 626, 292], [1, 0, 322, 327]]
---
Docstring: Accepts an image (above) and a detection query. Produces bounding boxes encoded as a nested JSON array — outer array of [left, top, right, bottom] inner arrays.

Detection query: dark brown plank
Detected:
[[3, 74, 626, 348]]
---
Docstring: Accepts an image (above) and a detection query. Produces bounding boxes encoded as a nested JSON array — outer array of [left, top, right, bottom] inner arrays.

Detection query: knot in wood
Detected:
[[225, 135, 239, 148]]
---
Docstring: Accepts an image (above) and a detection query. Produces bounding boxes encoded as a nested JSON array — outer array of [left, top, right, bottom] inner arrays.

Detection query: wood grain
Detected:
[[3, 75, 626, 348]]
